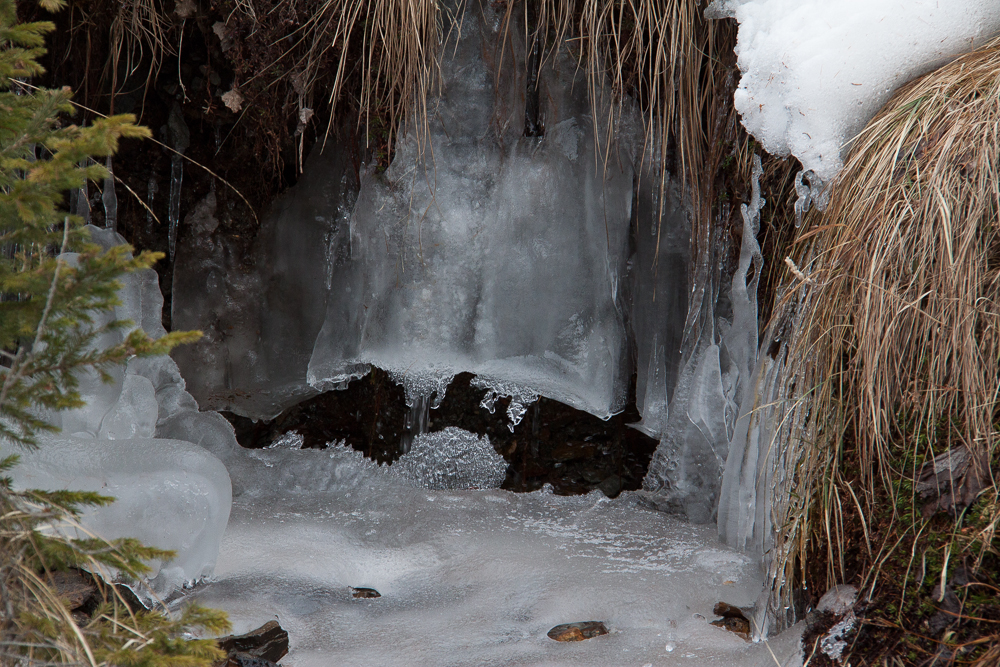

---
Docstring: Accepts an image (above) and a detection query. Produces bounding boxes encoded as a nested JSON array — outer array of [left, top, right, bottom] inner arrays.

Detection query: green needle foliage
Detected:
[[0, 1, 228, 664]]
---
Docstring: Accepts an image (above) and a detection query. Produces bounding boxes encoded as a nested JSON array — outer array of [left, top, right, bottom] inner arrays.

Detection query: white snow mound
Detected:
[[708, 0, 1000, 186]]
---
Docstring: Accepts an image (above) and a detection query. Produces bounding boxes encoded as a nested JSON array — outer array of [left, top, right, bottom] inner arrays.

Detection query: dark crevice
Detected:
[[222, 368, 658, 498]]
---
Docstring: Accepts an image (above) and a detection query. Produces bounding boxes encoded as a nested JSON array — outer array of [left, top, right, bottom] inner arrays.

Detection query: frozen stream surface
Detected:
[[191, 447, 802, 667]]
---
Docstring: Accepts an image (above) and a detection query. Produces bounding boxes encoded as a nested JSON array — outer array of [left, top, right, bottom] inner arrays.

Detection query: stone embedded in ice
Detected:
[[308, 0, 639, 420], [2, 435, 232, 596], [706, 0, 1000, 186], [392, 427, 506, 490]]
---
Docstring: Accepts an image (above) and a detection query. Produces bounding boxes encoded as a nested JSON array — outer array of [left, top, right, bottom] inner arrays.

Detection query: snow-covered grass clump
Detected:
[[709, 0, 1000, 189]]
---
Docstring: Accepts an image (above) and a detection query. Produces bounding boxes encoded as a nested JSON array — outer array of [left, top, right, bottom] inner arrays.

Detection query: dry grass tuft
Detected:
[[764, 34, 1000, 632], [293, 0, 443, 150], [222, 0, 727, 193], [107, 0, 172, 108]]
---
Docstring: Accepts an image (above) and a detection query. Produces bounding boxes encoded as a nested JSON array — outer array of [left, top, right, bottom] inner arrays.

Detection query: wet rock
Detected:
[[710, 601, 751, 640], [817, 584, 857, 616], [217, 620, 289, 665], [710, 616, 750, 640], [351, 587, 381, 599], [916, 445, 989, 518], [598, 474, 622, 498], [547, 621, 609, 641], [48, 569, 97, 610], [224, 653, 279, 667]]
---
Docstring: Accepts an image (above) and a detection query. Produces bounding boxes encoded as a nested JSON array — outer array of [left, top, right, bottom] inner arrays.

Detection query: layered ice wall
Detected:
[[2, 227, 237, 596], [308, 0, 639, 419], [707, 0, 1000, 192], [172, 145, 359, 419]]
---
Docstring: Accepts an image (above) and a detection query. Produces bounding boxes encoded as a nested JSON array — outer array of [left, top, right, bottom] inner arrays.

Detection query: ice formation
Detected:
[[4, 435, 230, 594], [639, 156, 765, 523], [392, 427, 506, 490], [171, 142, 359, 420], [629, 170, 691, 440], [707, 0, 1000, 192], [192, 443, 804, 667], [2, 226, 236, 596], [307, 0, 639, 420]]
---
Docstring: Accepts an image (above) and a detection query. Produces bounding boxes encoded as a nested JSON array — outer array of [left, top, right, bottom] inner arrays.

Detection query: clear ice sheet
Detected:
[[191, 442, 804, 667], [308, 0, 638, 420], [171, 144, 360, 420], [630, 160, 692, 438]]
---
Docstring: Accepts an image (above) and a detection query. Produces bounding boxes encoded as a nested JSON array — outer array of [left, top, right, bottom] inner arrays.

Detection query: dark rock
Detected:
[[710, 616, 750, 641], [916, 446, 989, 518], [351, 587, 381, 599], [217, 620, 289, 664], [225, 652, 279, 667], [48, 570, 97, 610], [712, 601, 749, 619], [598, 474, 623, 498], [711, 601, 751, 640], [927, 566, 975, 635], [547, 621, 608, 641]]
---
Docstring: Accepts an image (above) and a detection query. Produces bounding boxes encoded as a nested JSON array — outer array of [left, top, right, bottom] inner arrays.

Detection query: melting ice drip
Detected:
[[472, 376, 539, 432]]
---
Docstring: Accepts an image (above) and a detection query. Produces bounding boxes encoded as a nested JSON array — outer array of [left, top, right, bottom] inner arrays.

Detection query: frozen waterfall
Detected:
[[168, 0, 762, 524], [306, 3, 639, 421]]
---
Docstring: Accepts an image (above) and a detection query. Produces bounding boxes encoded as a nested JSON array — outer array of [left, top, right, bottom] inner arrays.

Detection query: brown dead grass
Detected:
[[765, 34, 1000, 634]]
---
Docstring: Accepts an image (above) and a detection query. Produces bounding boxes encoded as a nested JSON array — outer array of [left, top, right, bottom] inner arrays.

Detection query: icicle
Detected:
[[792, 169, 827, 227], [102, 156, 118, 231], [166, 103, 190, 263], [146, 175, 158, 237], [167, 154, 184, 262], [471, 377, 538, 432], [400, 394, 431, 454], [73, 159, 91, 224]]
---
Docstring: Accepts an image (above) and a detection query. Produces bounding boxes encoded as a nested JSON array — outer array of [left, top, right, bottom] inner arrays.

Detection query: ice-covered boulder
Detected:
[[5, 226, 239, 596], [2, 435, 231, 594]]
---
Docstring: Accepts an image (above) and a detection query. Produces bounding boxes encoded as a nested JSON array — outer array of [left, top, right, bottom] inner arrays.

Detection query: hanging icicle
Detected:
[[72, 159, 91, 225], [102, 156, 118, 231], [167, 154, 183, 261]]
